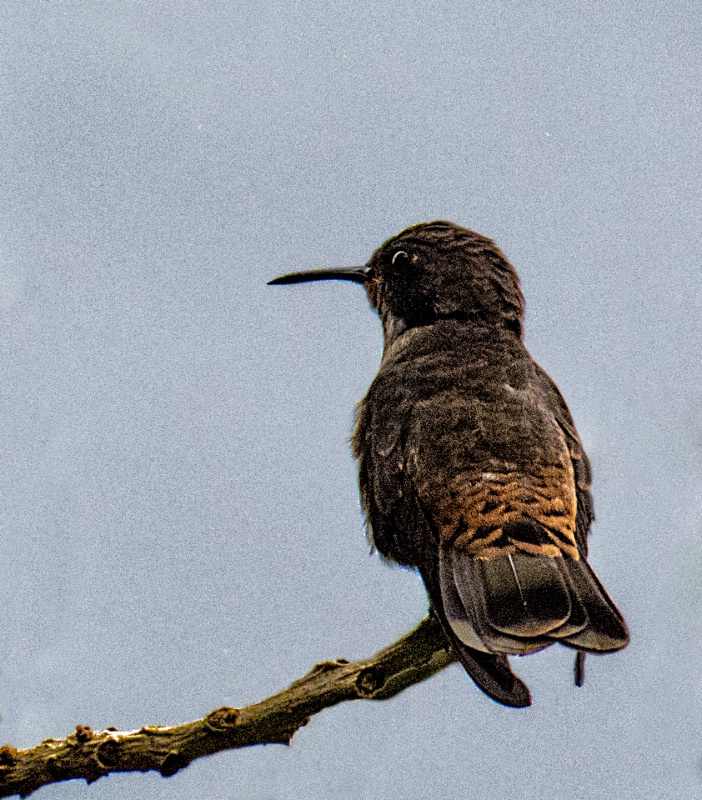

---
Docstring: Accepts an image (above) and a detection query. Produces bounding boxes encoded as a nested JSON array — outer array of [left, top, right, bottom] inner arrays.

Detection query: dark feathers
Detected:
[[352, 222, 629, 706], [271, 220, 629, 707]]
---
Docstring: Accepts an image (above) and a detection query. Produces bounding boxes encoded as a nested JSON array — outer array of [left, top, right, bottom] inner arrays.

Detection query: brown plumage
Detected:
[[269, 220, 629, 707]]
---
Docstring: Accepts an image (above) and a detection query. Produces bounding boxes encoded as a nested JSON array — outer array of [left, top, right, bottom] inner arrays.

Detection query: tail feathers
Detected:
[[449, 636, 532, 708], [440, 546, 629, 656], [440, 548, 552, 654], [472, 554, 571, 638], [554, 558, 629, 652], [423, 567, 532, 707]]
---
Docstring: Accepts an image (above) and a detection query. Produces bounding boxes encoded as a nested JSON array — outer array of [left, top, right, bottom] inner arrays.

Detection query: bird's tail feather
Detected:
[[422, 567, 532, 708], [554, 557, 630, 652], [448, 635, 532, 708], [440, 545, 629, 656]]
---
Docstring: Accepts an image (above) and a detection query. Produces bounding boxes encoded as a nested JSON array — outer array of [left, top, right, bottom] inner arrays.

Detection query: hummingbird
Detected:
[[269, 221, 629, 707]]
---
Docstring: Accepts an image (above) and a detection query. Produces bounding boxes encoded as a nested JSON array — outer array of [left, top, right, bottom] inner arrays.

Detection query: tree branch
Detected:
[[0, 617, 454, 798]]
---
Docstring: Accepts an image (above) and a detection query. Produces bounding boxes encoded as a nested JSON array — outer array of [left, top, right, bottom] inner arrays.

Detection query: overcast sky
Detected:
[[2, 2, 701, 798]]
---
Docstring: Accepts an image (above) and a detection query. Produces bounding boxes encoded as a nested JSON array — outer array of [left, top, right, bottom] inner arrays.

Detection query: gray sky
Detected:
[[2, 2, 701, 798]]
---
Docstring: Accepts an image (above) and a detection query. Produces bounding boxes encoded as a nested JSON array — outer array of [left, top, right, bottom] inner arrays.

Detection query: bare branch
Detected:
[[0, 617, 454, 798]]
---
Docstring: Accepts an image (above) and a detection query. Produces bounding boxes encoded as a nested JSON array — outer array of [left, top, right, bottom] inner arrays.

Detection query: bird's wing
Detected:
[[532, 362, 593, 556], [353, 393, 424, 566], [353, 389, 532, 708]]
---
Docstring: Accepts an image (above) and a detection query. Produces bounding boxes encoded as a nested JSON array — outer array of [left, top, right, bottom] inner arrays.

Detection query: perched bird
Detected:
[[269, 221, 629, 707]]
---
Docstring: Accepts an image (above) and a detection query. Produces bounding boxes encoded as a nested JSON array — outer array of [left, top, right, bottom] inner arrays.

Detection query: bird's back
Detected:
[[354, 318, 628, 665]]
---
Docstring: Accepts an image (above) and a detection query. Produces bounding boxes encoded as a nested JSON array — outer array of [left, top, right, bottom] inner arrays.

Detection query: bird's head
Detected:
[[269, 221, 525, 345]]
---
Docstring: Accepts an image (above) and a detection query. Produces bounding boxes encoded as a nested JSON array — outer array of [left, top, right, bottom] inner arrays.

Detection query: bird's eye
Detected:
[[391, 250, 410, 266]]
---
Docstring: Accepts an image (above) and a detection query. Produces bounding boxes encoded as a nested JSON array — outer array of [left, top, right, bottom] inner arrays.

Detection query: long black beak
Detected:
[[267, 266, 369, 286]]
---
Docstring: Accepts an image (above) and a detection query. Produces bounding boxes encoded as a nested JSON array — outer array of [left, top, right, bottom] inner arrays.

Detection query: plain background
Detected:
[[2, 2, 701, 798]]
